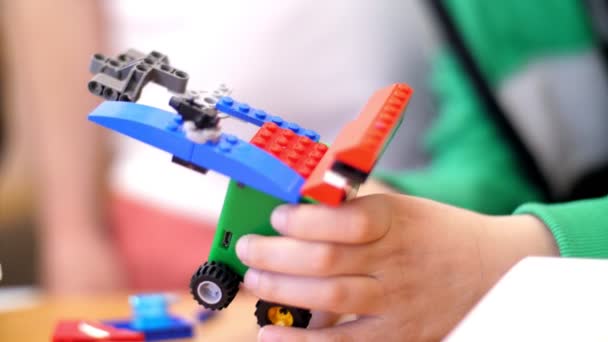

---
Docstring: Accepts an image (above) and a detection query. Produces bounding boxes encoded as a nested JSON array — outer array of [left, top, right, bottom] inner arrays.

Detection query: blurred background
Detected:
[[2, 2, 608, 342], [0, 4, 37, 287], [0, 0, 436, 293]]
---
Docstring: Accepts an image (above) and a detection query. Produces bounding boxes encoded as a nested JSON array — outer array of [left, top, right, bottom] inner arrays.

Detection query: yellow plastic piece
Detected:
[[267, 306, 294, 327]]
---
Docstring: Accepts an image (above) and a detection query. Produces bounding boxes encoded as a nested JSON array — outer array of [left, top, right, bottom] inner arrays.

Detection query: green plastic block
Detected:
[[208, 180, 286, 277]]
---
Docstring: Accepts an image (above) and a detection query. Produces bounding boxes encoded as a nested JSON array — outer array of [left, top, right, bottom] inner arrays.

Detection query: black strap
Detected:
[[570, 166, 608, 200], [426, 0, 552, 201], [572, 0, 608, 200], [584, 0, 608, 74]]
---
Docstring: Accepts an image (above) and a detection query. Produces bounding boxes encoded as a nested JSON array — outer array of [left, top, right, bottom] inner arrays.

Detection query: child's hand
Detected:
[[356, 179, 397, 197], [236, 194, 558, 341]]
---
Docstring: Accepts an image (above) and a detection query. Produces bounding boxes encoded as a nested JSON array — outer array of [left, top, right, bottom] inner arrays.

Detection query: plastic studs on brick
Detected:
[[334, 83, 413, 174], [251, 122, 328, 178], [216, 97, 321, 142]]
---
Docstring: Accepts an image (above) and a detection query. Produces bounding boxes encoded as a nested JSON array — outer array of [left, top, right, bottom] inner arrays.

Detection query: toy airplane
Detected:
[[87, 49, 413, 328]]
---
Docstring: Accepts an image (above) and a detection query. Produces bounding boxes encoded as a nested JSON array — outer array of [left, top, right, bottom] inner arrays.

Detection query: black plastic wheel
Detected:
[[190, 261, 240, 310], [255, 300, 312, 328]]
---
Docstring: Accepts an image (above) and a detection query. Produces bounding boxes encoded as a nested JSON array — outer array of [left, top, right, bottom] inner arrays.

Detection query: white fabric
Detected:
[[104, 0, 432, 220]]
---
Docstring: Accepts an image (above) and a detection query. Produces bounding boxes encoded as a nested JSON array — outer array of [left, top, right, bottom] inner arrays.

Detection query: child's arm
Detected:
[[236, 194, 559, 341], [373, 52, 608, 259], [515, 197, 608, 258]]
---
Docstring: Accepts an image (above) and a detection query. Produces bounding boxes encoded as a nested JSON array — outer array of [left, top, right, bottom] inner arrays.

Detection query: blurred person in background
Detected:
[[2, 0, 433, 293], [2, 1, 120, 292]]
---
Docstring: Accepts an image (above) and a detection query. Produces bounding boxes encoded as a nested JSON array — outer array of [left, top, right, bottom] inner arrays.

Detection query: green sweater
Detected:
[[377, 0, 608, 258]]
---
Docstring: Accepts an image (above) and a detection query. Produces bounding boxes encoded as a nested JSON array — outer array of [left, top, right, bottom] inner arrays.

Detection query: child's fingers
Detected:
[[271, 195, 393, 244], [243, 269, 384, 315], [236, 235, 378, 277], [308, 311, 342, 329], [258, 317, 381, 342]]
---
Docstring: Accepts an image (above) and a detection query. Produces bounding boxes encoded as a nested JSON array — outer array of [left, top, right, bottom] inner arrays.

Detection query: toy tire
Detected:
[[190, 261, 240, 310], [255, 299, 312, 328]]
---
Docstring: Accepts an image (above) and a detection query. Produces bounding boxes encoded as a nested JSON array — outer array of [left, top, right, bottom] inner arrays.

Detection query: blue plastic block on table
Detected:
[[88, 101, 305, 203], [104, 317, 193, 341], [215, 96, 320, 142], [197, 309, 216, 323], [104, 294, 193, 341], [130, 294, 173, 330]]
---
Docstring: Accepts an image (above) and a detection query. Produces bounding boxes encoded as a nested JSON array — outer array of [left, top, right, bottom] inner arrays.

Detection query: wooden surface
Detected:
[[0, 290, 259, 341]]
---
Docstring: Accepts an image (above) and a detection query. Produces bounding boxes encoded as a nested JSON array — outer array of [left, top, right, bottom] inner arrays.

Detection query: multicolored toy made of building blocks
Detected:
[[86, 49, 413, 329]]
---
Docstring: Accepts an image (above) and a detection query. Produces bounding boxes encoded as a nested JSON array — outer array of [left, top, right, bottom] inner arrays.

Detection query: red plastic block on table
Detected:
[[334, 83, 412, 173], [251, 122, 328, 178], [52, 320, 144, 342]]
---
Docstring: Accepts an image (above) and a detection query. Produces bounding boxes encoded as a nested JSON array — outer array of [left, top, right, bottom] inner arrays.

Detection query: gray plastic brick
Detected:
[[87, 49, 189, 102]]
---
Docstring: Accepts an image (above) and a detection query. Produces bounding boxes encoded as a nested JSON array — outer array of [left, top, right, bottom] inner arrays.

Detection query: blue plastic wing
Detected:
[[89, 101, 305, 203], [215, 96, 321, 142]]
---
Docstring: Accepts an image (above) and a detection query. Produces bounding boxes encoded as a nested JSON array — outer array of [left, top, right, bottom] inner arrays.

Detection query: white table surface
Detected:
[[446, 256, 608, 342]]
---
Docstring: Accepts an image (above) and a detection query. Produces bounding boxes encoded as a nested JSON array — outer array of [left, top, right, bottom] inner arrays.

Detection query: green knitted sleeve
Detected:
[[374, 53, 541, 215], [514, 197, 608, 258]]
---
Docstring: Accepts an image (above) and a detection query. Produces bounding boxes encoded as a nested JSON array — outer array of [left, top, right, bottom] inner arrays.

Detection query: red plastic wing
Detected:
[[301, 83, 412, 206], [335, 83, 412, 173]]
